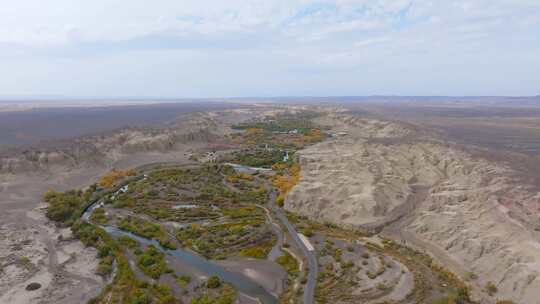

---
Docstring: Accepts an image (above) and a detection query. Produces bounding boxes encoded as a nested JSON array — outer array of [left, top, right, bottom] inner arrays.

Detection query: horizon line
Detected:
[[0, 94, 539, 102]]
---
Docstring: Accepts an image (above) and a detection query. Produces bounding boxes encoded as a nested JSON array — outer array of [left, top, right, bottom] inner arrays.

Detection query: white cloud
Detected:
[[0, 0, 538, 97]]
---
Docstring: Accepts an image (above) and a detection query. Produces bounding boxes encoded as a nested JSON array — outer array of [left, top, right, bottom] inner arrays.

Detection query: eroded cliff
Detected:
[[286, 113, 540, 303]]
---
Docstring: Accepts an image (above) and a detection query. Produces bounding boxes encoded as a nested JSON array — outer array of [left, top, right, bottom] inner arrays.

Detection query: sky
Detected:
[[0, 0, 539, 98]]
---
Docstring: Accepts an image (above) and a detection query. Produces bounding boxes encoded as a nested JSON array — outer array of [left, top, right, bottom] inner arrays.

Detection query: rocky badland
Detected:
[[2, 105, 540, 303], [286, 112, 540, 303]]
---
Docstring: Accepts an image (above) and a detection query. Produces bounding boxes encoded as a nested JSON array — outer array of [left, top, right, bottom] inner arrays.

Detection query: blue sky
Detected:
[[0, 0, 539, 98]]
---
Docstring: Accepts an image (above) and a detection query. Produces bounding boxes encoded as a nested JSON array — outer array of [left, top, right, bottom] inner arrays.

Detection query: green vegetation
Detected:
[[89, 207, 108, 225], [319, 239, 343, 263], [96, 254, 114, 276], [19, 256, 31, 268], [206, 276, 222, 289], [238, 240, 274, 259], [376, 282, 388, 291], [277, 249, 304, 304], [366, 265, 386, 280], [289, 211, 473, 304], [191, 283, 236, 304], [43, 110, 333, 304], [44, 187, 95, 225], [72, 221, 175, 304], [231, 111, 326, 149], [276, 251, 299, 276], [43, 139, 312, 304], [102, 165, 276, 260], [176, 220, 274, 259], [135, 245, 172, 279], [232, 111, 321, 134], [286, 212, 367, 240], [276, 196, 284, 207], [485, 281, 498, 296], [432, 288, 471, 304], [118, 235, 139, 249], [118, 216, 177, 249], [126, 165, 268, 217], [111, 193, 136, 209], [231, 149, 287, 168], [174, 204, 273, 259], [176, 275, 191, 287], [378, 238, 472, 303]]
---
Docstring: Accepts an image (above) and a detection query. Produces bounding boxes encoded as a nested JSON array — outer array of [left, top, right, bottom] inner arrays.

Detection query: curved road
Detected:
[[267, 187, 318, 304]]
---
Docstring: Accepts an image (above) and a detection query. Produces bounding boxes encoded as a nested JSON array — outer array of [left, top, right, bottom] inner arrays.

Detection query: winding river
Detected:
[[82, 183, 278, 304]]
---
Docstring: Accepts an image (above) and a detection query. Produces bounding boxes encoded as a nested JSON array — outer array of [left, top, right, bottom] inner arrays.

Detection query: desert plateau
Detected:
[[0, 98, 539, 304]]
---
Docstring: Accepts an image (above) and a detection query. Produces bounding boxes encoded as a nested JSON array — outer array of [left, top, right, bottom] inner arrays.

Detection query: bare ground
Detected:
[[285, 111, 540, 303], [0, 148, 198, 304]]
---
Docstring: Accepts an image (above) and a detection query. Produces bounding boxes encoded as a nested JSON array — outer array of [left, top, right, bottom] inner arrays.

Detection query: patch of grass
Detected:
[[432, 289, 471, 304], [118, 216, 177, 250], [111, 194, 135, 209], [44, 188, 94, 225], [485, 281, 498, 296], [376, 282, 388, 291], [238, 241, 274, 259], [89, 207, 108, 225], [176, 275, 191, 287], [96, 255, 114, 276], [19, 256, 31, 267], [135, 245, 172, 280], [286, 211, 367, 240], [191, 283, 236, 304], [230, 111, 327, 151], [231, 150, 286, 168], [175, 206, 273, 259], [117, 235, 139, 249], [276, 251, 299, 276], [206, 276, 222, 289]]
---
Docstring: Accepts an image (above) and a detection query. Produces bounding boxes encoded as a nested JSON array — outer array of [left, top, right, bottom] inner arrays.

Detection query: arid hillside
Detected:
[[0, 109, 246, 175], [0, 107, 262, 304], [286, 112, 540, 303]]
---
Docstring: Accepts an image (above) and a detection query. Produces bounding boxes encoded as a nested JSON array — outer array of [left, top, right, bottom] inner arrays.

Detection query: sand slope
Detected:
[[286, 113, 540, 303]]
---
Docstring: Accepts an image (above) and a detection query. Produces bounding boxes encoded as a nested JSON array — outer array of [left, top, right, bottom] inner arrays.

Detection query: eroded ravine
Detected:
[[285, 112, 540, 303]]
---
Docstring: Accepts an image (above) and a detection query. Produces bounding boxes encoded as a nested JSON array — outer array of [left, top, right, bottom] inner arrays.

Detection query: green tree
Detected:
[[206, 276, 222, 289]]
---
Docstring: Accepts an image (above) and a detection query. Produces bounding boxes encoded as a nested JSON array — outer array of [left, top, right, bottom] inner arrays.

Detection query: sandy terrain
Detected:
[[286, 112, 540, 303], [0, 171, 104, 304]]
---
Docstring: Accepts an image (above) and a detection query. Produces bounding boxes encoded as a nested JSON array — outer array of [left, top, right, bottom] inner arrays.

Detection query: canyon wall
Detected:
[[286, 114, 540, 303]]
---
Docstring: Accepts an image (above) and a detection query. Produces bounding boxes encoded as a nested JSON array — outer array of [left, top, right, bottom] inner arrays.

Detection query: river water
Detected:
[[83, 198, 277, 304]]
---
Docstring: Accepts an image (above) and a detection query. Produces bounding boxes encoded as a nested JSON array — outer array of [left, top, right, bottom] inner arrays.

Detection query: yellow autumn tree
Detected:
[[99, 169, 136, 188], [271, 164, 301, 206], [245, 128, 263, 136]]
